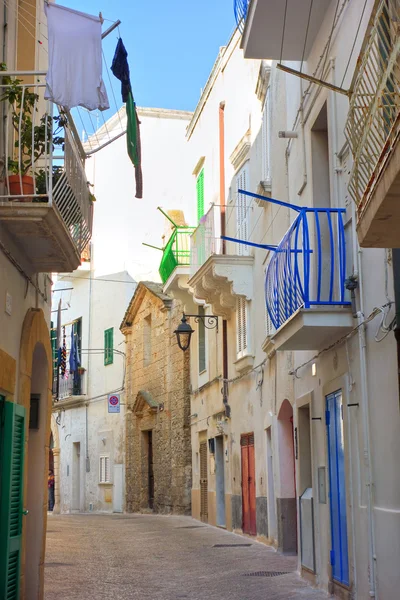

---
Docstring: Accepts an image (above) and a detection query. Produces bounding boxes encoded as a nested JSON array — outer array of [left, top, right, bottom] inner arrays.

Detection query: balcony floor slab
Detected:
[[0, 202, 81, 272], [357, 127, 400, 248], [269, 307, 354, 352], [188, 254, 254, 319]]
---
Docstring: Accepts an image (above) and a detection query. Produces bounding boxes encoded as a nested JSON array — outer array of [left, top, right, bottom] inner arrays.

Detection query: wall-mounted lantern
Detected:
[[174, 313, 219, 351]]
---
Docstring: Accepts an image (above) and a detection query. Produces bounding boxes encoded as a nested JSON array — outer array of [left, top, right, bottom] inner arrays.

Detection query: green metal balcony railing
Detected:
[[345, 0, 400, 214], [159, 227, 196, 283]]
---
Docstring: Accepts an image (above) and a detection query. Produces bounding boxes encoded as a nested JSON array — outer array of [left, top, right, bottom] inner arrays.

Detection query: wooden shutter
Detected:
[[236, 164, 249, 255], [198, 307, 206, 373], [262, 88, 271, 183], [236, 297, 248, 356], [99, 456, 110, 483], [104, 328, 114, 366], [196, 169, 205, 223], [199, 441, 208, 522], [0, 399, 26, 600]]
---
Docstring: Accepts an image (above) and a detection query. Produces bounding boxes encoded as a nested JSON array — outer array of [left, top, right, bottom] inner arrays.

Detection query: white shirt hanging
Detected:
[[45, 3, 109, 111]]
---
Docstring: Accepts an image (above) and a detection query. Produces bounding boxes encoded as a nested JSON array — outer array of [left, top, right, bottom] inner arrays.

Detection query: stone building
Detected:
[[121, 282, 192, 514]]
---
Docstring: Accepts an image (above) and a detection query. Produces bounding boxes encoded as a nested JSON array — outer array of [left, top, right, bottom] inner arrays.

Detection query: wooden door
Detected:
[[148, 431, 154, 509], [0, 399, 26, 599], [199, 441, 208, 522], [241, 433, 256, 535], [326, 391, 349, 585]]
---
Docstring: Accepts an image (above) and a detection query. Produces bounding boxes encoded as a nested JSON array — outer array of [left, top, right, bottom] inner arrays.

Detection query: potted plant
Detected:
[[0, 63, 65, 201]]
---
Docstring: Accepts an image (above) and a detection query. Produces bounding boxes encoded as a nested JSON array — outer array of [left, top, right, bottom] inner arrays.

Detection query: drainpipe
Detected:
[[356, 245, 377, 599], [219, 101, 230, 418], [391, 249, 400, 399], [85, 243, 93, 474], [219, 101, 226, 252]]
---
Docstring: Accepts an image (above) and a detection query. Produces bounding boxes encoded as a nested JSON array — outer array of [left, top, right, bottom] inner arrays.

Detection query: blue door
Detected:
[[326, 390, 349, 586]]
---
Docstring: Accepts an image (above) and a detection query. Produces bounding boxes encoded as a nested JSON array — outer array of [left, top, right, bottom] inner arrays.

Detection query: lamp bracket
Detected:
[[185, 314, 219, 332]]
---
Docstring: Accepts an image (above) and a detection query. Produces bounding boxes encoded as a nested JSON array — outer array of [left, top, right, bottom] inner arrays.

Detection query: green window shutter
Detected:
[[198, 306, 206, 373], [0, 399, 26, 600], [104, 328, 114, 366], [196, 169, 204, 223]]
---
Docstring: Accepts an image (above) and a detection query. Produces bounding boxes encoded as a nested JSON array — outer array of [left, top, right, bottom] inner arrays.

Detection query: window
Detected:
[[99, 455, 111, 483], [236, 297, 249, 357], [143, 315, 152, 367], [262, 87, 271, 184], [29, 395, 40, 430], [236, 163, 250, 255], [196, 168, 204, 223], [198, 306, 206, 373], [104, 328, 113, 365]]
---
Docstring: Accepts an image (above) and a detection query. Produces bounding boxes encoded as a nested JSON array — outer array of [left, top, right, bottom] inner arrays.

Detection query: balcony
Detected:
[[159, 226, 195, 294], [0, 79, 93, 272], [345, 0, 400, 247], [240, 0, 331, 60], [265, 207, 353, 352], [188, 204, 254, 319], [234, 0, 250, 32]]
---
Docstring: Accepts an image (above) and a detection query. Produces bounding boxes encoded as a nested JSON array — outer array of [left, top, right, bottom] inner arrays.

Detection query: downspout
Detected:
[[356, 246, 377, 599], [391, 248, 400, 399], [219, 101, 226, 252], [85, 243, 93, 474], [219, 100, 230, 417]]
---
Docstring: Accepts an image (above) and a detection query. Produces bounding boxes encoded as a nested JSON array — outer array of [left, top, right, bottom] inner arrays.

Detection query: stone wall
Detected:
[[124, 285, 191, 514]]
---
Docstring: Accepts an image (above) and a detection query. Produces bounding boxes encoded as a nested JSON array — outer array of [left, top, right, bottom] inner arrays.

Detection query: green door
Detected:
[[0, 398, 26, 599]]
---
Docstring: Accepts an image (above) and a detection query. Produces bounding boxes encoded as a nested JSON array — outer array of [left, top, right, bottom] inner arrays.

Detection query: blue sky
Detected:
[[63, 0, 236, 113]]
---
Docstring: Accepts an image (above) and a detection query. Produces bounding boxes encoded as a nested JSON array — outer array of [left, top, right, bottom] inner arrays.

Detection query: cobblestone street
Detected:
[[44, 514, 328, 600]]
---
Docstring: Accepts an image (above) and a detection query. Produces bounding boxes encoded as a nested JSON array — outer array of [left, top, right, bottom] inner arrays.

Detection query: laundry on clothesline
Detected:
[[112, 38, 143, 199], [45, 2, 109, 111]]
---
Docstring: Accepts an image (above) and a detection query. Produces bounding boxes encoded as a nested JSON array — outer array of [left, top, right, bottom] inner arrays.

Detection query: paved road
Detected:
[[45, 514, 328, 600]]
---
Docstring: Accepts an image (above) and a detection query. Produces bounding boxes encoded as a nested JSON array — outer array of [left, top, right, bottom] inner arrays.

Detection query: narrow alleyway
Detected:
[[44, 514, 328, 600]]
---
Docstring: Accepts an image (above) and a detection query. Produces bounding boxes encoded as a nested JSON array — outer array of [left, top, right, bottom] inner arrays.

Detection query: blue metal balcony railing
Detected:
[[265, 208, 350, 331], [234, 0, 250, 32]]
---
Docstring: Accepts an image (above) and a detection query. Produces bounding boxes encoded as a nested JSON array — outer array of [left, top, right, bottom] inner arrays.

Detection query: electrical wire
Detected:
[[300, 0, 314, 74], [56, 275, 137, 284], [340, 0, 369, 88], [320, 0, 341, 80], [289, 301, 394, 377], [280, 0, 288, 64]]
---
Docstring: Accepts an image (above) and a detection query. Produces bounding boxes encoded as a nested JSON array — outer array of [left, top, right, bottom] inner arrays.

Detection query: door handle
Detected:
[[22, 509, 29, 516]]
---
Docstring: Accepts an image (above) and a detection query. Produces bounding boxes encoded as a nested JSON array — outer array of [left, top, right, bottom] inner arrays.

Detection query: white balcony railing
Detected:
[[190, 204, 222, 278], [345, 0, 400, 212], [0, 78, 92, 256]]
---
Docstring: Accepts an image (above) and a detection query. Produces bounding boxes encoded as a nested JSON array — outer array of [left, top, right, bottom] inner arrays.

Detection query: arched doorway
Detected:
[[25, 342, 49, 597], [18, 308, 53, 600], [276, 399, 297, 553], [50, 415, 61, 514]]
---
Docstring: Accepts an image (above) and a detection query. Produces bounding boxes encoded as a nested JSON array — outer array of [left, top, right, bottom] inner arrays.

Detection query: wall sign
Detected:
[[108, 393, 120, 413]]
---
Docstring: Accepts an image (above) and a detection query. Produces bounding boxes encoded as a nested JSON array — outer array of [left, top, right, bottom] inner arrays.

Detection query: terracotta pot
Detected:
[[8, 175, 34, 201]]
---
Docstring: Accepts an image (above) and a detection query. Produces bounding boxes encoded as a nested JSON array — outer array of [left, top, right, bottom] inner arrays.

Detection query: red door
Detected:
[[241, 433, 256, 535]]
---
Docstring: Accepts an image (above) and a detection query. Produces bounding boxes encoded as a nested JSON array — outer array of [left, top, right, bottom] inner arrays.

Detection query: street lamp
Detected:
[[174, 313, 219, 351]]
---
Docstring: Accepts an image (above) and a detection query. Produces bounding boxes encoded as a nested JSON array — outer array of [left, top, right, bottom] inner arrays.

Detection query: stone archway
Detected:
[[18, 308, 53, 600], [276, 398, 297, 554], [50, 414, 61, 514]]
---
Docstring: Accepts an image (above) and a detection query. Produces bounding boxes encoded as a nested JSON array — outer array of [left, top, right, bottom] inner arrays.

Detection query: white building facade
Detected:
[[52, 263, 136, 514], [156, 3, 400, 598]]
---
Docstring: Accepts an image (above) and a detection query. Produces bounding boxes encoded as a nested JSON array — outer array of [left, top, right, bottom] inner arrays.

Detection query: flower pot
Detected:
[[8, 175, 34, 201]]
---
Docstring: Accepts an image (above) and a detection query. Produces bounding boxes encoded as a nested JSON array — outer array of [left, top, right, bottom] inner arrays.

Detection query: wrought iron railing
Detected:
[[159, 226, 195, 283], [344, 0, 400, 213], [265, 208, 350, 331], [54, 370, 84, 400], [0, 78, 92, 256], [234, 0, 250, 32], [190, 204, 222, 278]]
